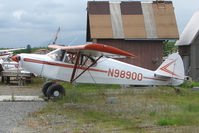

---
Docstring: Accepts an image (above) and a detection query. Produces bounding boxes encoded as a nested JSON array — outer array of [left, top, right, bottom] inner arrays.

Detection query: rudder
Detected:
[[155, 53, 185, 81]]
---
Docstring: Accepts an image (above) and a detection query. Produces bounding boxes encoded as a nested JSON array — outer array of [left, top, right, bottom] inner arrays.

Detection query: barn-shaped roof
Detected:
[[86, 1, 179, 41], [175, 11, 199, 46]]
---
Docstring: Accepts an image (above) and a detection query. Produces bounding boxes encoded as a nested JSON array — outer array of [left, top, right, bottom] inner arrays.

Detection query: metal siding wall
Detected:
[[96, 39, 163, 70], [179, 46, 190, 56], [190, 36, 199, 81], [141, 3, 158, 38], [195, 37, 199, 69], [183, 56, 190, 76], [179, 46, 191, 76], [109, 2, 124, 39]]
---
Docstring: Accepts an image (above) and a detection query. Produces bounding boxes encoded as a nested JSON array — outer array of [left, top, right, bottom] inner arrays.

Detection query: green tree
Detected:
[[163, 41, 178, 57], [26, 44, 32, 53]]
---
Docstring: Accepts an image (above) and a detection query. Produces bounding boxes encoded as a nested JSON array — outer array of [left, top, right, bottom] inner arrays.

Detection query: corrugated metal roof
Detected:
[[110, 2, 124, 38], [152, 2, 179, 39], [88, 2, 110, 15], [141, 3, 158, 38], [120, 2, 143, 15], [175, 11, 199, 46], [87, 1, 179, 41]]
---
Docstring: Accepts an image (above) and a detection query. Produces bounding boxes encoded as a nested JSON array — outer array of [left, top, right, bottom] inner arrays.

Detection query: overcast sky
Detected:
[[0, 0, 198, 48]]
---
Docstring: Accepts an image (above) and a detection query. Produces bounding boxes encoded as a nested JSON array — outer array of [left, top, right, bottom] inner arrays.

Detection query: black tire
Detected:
[[46, 84, 65, 100], [42, 81, 54, 97]]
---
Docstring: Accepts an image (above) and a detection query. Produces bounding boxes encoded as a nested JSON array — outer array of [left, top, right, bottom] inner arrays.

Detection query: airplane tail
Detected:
[[155, 53, 185, 82]]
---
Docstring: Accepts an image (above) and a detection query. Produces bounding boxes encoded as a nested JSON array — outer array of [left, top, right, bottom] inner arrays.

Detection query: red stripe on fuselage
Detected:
[[24, 58, 108, 73]]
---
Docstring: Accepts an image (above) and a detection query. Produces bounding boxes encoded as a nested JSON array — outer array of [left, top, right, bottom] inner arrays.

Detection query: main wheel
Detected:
[[42, 81, 54, 97], [46, 84, 65, 100]]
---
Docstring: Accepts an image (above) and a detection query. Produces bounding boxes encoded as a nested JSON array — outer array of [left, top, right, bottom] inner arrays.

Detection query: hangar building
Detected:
[[176, 11, 199, 81], [86, 1, 179, 70]]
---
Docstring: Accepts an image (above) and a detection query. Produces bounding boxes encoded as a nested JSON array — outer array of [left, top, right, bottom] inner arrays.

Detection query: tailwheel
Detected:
[[42, 81, 54, 97], [46, 84, 65, 100], [173, 87, 180, 93]]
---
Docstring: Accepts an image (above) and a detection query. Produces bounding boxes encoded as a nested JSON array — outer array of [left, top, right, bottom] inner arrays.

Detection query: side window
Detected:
[[63, 54, 69, 63], [80, 55, 95, 67], [62, 53, 76, 64], [61, 53, 96, 67]]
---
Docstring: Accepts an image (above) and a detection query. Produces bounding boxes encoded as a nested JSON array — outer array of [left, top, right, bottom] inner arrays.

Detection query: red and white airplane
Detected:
[[12, 44, 184, 99]]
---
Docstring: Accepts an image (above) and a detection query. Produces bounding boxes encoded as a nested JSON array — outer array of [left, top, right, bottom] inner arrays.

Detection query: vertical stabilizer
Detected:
[[155, 53, 184, 80]]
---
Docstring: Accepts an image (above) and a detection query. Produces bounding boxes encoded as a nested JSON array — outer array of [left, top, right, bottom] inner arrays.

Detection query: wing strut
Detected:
[[71, 55, 103, 83], [64, 55, 103, 88], [70, 52, 80, 82]]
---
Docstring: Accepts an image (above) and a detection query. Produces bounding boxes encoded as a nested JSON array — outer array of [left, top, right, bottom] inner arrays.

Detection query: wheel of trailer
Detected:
[[42, 81, 54, 97], [46, 84, 65, 100]]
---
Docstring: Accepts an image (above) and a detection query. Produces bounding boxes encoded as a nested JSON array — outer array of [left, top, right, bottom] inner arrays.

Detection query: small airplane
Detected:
[[0, 48, 25, 60], [0, 58, 25, 72], [0, 48, 26, 72], [12, 43, 185, 99]]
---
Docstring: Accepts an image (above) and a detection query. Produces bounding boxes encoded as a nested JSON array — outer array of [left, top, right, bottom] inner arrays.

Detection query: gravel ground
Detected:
[[0, 86, 42, 96], [0, 86, 46, 133], [0, 102, 46, 133]]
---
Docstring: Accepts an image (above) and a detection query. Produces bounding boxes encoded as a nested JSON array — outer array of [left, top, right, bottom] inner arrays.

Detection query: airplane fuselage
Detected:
[[17, 53, 183, 86]]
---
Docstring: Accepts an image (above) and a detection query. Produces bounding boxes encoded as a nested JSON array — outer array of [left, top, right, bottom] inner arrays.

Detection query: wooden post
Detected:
[[6, 76, 10, 84], [1, 76, 4, 83]]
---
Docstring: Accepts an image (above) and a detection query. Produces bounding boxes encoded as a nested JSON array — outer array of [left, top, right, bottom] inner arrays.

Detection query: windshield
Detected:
[[47, 49, 62, 61]]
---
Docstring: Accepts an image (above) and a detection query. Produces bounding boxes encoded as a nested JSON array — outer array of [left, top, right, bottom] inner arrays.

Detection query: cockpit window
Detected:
[[48, 50, 96, 67], [63, 53, 76, 64], [47, 49, 63, 61], [80, 55, 95, 67]]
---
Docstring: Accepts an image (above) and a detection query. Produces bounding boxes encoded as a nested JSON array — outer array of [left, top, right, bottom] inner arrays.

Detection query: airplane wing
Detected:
[[0, 48, 26, 52], [48, 43, 136, 58]]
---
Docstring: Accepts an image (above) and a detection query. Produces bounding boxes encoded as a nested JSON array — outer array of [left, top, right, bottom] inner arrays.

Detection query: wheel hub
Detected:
[[53, 90, 60, 97]]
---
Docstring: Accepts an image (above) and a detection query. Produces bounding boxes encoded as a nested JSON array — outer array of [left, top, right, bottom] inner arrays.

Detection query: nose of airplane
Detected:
[[12, 55, 21, 62]]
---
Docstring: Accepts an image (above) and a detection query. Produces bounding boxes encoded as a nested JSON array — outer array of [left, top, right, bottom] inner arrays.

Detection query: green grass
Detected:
[[25, 77, 46, 89], [191, 81, 199, 87], [186, 104, 199, 112], [181, 81, 199, 88], [82, 110, 135, 129], [20, 79, 199, 132], [157, 119, 177, 126], [57, 83, 121, 104]]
